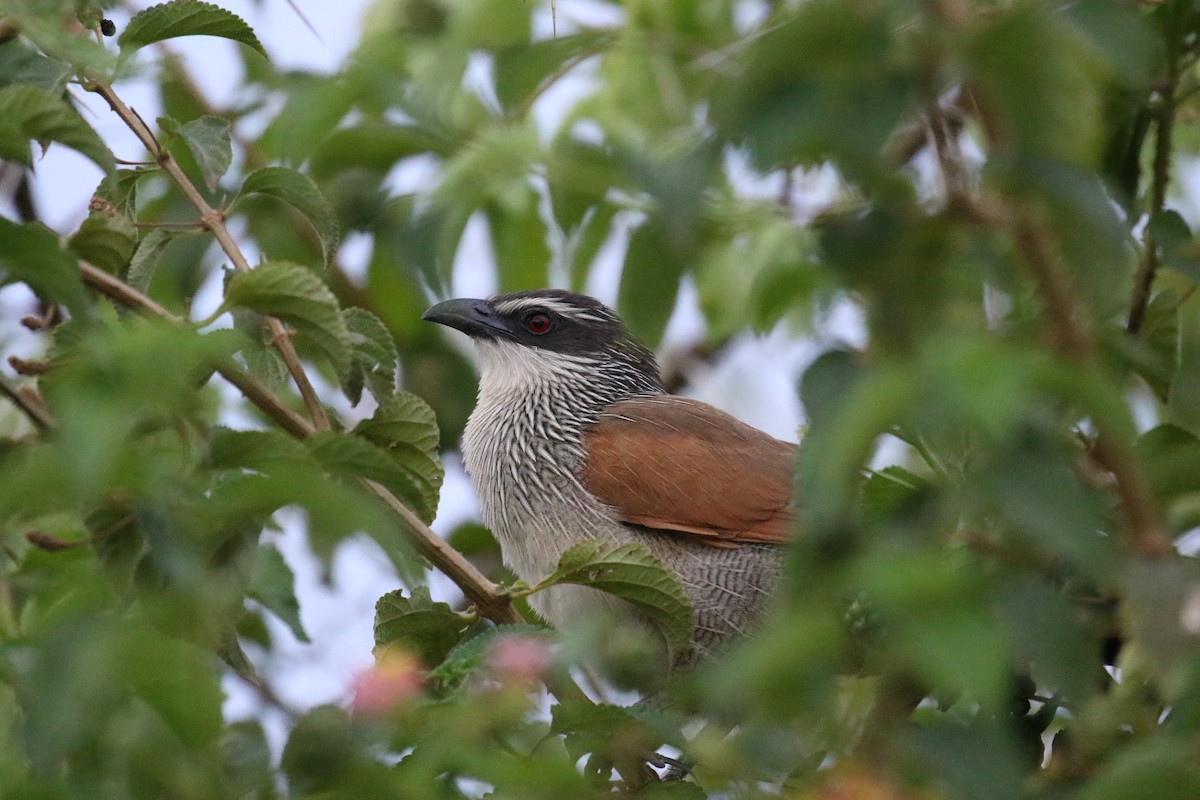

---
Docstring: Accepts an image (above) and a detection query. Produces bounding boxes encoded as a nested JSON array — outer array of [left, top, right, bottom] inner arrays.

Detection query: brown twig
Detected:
[[1127, 80, 1177, 334], [1005, 199, 1168, 559], [84, 77, 331, 432], [0, 379, 54, 431]]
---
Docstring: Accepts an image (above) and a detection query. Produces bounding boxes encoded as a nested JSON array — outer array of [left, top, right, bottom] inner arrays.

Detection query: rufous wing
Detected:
[[582, 396, 798, 547]]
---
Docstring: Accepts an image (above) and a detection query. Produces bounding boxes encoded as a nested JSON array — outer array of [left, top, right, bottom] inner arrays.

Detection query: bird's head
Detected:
[[423, 289, 663, 398]]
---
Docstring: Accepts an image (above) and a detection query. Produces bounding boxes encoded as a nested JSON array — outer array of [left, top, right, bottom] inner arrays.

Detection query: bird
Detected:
[[423, 289, 798, 667]]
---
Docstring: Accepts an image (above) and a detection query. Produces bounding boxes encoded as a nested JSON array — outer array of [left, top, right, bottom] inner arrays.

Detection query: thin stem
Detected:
[[133, 220, 204, 230], [1128, 81, 1177, 334], [84, 78, 331, 432], [0, 379, 54, 431]]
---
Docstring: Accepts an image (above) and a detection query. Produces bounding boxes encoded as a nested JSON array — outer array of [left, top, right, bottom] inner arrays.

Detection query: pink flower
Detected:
[[487, 635, 554, 686], [350, 650, 425, 715]]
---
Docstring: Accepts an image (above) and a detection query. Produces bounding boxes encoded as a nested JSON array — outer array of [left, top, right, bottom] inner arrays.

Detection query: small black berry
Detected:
[[100, 19, 116, 36]]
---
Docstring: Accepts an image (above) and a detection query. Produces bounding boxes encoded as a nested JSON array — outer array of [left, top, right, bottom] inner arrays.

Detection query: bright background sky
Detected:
[[0, 0, 869, 750]]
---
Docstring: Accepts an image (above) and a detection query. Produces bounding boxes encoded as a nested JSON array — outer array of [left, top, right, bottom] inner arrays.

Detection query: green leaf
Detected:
[[863, 465, 927, 525], [66, 211, 136, 273], [236, 166, 340, 265], [126, 228, 177, 293], [119, 0, 266, 56], [1149, 210, 1200, 284], [0, 85, 113, 174], [309, 122, 447, 180], [487, 195, 550, 292], [427, 624, 552, 689], [1082, 739, 1200, 800], [342, 307, 399, 406], [210, 427, 313, 473], [122, 626, 224, 748], [550, 701, 681, 774], [618, 221, 684, 347], [0, 40, 70, 92], [966, 6, 1103, 165], [493, 33, 610, 113], [800, 348, 866, 428], [93, 167, 154, 217], [532, 541, 692, 664], [352, 393, 443, 524], [222, 721, 276, 799], [160, 114, 232, 191], [306, 431, 427, 511], [0, 217, 91, 317], [247, 544, 310, 643], [374, 587, 475, 665], [221, 261, 352, 376]]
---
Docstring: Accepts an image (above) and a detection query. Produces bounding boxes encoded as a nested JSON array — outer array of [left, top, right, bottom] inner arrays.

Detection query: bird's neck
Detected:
[[472, 341, 663, 430], [463, 341, 660, 544]]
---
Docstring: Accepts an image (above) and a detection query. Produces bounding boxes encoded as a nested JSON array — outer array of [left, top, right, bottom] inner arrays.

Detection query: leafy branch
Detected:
[[82, 76, 332, 431], [75, 258, 523, 623]]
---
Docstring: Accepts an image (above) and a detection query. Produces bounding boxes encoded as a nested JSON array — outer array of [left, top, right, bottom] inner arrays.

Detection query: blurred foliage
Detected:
[[2, 0, 1200, 797]]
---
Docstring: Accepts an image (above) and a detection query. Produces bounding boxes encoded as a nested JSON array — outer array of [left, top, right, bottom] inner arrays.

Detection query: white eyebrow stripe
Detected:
[[491, 296, 615, 324]]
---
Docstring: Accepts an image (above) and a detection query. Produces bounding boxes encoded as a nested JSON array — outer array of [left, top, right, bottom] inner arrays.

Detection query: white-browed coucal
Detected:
[[424, 289, 797, 666]]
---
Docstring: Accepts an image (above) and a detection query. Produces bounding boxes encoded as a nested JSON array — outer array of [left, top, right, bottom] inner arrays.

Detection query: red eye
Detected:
[[524, 312, 553, 335]]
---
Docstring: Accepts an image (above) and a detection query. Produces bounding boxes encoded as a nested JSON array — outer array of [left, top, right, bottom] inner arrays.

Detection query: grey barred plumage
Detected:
[[424, 290, 795, 668]]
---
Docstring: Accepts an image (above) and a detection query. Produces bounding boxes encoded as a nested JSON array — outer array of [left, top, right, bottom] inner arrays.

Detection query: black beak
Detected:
[[422, 298, 513, 340]]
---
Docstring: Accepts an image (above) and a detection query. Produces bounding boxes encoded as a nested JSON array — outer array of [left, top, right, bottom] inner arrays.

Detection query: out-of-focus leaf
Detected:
[[0, 85, 113, 174], [1123, 557, 1200, 695], [966, 5, 1103, 165], [222, 260, 351, 376], [222, 721, 276, 799], [427, 623, 552, 689], [374, 587, 474, 665], [618, 220, 684, 346], [533, 541, 692, 664], [1081, 738, 1200, 800], [122, 626, 225, 748], [800, 348, 865, 429], [310, 122, 447, 179], [435, 122, 540, 212], [247, 544, 310, 642], [0, 40, 70, 91], [567, 204, 617, 292], [66, 211, 136, 274], [550, 701, 681, 776], [493, 32, 610, 113], [0, 217, 91, 318], [487, 195, 550, 292], [209, 427, 312, 473], [548, 138, 624, 234], [281, 705, 387, 795], [1149, 210, 1200, 284], [862, 466, 927, 526], [235, 167, 341, 265], [119, 0, 266, 56], [712, 2, 916, 176]]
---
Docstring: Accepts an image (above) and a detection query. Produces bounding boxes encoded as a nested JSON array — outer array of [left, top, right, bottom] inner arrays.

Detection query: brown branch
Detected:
[[0, 378, 54, 431], [84, 78, 331, 432], [76, 260, 524, 625], [1010, 215, 1168, 556]]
